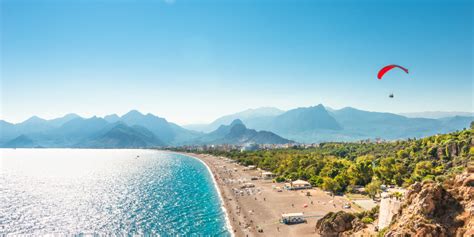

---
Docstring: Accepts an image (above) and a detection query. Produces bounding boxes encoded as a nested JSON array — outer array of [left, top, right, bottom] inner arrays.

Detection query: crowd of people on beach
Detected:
[[209, 160, 268, 236]]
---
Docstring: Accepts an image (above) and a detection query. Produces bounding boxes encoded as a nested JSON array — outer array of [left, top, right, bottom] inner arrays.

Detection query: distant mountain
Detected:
[[18, 116, 112, 147], [190, 119, 293, 145], [184, 107, 284, 132], [399, 111, 474, 119], [192, 104, 342, 142], [0, 120, 16, 143], [1, 106, 472, 147], [0, 110, 200, 148], [78, 123, 165, 148], [328, 107, 436, 140], [183, 105, 473, 143], [269, 104, 341, 133], [196, 119, 245, 143], [438, 116, 474, 131], [318, 107, 473, 142], [182, 123, 210, 132], [48, 113, 81, 127], [13, 116, 54, 135], [119, 110, 200, 144], [0, 116, 53, 144], [52, 117, 110, 139], [2, 135, 37, 148], [104, 114, 120, 123], [0, 114, 80, 144]]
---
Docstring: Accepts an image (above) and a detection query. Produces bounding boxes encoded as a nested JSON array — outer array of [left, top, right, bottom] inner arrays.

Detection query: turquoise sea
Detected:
[[0, 149, 230, 235]]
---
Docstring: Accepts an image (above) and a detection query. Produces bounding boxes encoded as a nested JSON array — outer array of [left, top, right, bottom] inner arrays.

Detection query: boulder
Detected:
[[315, 211, 365, 237]]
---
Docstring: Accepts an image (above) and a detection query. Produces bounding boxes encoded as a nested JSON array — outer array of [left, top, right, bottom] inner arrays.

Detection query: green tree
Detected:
[[374, 157, 405, 185], [322, 177, 341, 195], [309, 175, 323, 187], [365, 179, 382, 199], [347, 155, 374, 185], [413, 161, 434, 181]]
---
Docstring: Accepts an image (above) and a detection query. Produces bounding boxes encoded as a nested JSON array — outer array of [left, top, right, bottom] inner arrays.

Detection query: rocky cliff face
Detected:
[[315, 211, 366, 237], [317, 170, 474, 237], [384, 171, 473, 237]]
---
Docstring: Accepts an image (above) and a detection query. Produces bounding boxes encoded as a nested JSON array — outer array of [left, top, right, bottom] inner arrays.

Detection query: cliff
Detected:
[[384, 171, 473, 236]]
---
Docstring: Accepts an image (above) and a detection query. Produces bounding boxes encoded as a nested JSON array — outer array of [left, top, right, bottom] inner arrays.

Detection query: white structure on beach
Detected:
[[281, 213, 306, 224], [244, 165, 257, 171], [261, 171, 276, 180], [285, 179, 312, 190]]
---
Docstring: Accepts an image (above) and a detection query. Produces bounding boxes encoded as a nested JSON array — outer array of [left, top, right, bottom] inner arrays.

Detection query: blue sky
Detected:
[[1, 0, 472, 125]]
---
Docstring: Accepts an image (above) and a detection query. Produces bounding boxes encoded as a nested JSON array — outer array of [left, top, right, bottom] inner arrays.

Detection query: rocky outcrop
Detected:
[[315, 211, 365, 237], [384, 172, 474, 237], [444, 172, 474, 236]]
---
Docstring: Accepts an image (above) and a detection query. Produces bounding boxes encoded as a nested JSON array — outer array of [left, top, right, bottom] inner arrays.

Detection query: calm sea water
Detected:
[[0, 149, 230, 236]]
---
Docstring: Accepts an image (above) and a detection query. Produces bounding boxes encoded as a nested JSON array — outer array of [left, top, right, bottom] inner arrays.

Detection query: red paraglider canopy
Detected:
[[377, 64, 409, 79]]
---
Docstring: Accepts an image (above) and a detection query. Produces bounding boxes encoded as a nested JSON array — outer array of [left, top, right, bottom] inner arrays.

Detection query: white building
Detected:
[[285, 179, 312, 190], [261, 171, 276, 180], [281, 213, 306, 224]]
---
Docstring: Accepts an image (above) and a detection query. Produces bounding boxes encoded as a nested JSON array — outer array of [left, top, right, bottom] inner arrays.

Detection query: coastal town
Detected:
[[167, 139, 387, 153]]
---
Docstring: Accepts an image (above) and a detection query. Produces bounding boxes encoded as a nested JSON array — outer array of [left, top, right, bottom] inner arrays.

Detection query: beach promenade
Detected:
[[184, 153, 364, 237]]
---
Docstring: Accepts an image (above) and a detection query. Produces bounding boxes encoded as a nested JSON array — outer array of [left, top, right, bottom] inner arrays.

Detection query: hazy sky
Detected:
[[1, 0, 473, 125]]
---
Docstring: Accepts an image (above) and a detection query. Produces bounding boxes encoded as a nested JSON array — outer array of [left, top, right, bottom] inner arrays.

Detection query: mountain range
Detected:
[[1, 105, 472, 147], [185, 105, 473, 143], [189, 119, 292, 145], [0, 110, 290, 148]]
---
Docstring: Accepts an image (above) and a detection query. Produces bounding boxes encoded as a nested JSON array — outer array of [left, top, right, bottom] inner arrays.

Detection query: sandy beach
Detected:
[[182, 152, 367, 237]]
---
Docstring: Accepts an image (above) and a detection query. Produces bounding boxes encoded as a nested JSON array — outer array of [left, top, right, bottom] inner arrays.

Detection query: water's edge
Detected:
[[167, 151, 234, 237]]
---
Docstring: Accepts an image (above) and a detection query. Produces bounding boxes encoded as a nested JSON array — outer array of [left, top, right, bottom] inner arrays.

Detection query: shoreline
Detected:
[[3, 148, 371, 236], [174, 151, 235, 236], [174, 151, 367, 237]]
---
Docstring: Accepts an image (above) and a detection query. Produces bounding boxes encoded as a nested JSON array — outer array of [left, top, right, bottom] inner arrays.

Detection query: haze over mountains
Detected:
[[0, 110, 289, 148], [1, 105, 472, 148], [398, 111, 474, 119]]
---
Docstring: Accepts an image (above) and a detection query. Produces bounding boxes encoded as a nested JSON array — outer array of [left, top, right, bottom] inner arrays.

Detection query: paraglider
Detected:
[[377, 64, 409, 98], [377, 64, 409, 80]]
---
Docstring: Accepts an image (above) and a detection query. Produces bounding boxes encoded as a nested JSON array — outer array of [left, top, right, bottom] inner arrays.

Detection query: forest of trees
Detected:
[[172, 124, 473, 194]]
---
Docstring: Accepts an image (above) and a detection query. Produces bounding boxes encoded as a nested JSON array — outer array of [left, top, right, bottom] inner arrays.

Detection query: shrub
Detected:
[[377, 227, 388, 237], [361, 217, 374, 224], [274, 176, 286, 183]]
